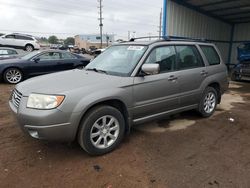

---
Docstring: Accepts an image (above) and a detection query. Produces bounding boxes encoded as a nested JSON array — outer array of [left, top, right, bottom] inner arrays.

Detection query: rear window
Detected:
[[200, 45, 220, 65], [0, 50, 8, 55], [0, 49, 17, 55], [8, 49, 17, 55]]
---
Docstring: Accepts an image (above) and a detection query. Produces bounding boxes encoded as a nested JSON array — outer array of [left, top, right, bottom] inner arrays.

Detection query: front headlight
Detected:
[[27, 93, 65, 109]]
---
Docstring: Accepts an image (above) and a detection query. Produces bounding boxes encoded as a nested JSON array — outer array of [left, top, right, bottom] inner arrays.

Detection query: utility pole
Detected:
[[159, 8, 162, 39], [98, 0, 103, 48], [106, 33, 109, 46]]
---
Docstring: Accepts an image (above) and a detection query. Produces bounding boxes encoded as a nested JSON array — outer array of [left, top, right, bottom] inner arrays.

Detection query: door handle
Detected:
[[168, 75, 178, 81], [200, 70, 208, 76]]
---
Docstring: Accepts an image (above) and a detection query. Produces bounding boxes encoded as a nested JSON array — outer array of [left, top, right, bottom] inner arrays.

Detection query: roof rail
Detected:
[[129, 35, 208, 42], [12, 33, 33, 37], [129, 36, 163, 41], [166, 35, 207, 42]]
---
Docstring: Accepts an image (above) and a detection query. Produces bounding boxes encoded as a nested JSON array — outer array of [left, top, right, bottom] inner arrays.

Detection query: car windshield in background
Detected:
[[85, 45, 147, 76], [21, 51, 40, 60]]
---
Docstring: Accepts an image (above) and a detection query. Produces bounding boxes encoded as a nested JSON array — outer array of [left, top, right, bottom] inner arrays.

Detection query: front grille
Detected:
[[11, 89, 22, 108]]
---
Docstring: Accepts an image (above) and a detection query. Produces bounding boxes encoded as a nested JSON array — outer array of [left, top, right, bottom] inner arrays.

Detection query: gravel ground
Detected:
[[0, 81, 250, 188]]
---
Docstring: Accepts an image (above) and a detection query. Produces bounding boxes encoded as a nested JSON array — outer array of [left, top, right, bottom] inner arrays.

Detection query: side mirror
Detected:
[[141, 64, 160, 75], [33, 57, 40, 63]]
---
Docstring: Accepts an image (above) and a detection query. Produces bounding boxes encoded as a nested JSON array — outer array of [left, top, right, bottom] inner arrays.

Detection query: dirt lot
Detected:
[[0, 81, 250, 188]]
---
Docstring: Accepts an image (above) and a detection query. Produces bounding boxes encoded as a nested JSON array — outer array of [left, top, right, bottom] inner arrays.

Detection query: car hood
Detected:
[[16, 69, 133, 96]]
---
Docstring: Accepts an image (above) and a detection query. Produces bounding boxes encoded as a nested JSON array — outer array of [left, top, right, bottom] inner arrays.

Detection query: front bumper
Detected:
[[9, 97, 81, 142]]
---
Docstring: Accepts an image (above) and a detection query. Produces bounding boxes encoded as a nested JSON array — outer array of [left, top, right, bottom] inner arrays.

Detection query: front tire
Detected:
[[3, 68, 23, 84], [198, 87, 218, 117], [78, 105, 125, 155]]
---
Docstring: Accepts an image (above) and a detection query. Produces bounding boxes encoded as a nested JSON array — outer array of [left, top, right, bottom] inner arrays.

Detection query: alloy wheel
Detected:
[[5, 69, 22, 84], [26, 45, 33, 52], [90, 115, 120, 149], [203, 92, 216, 113]]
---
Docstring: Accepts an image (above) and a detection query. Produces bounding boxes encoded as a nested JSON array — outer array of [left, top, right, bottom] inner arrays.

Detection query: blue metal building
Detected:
[[162, 0, 250, 65]]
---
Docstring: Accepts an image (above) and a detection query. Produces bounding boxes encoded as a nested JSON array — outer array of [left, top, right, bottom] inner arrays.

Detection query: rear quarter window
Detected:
[[200, 45, 220, 65]]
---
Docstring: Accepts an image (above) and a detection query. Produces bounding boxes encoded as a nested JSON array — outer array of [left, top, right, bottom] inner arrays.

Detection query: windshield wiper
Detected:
[[86, 68, 108, 74]]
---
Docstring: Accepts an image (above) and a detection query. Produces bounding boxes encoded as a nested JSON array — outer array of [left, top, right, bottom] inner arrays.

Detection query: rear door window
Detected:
[[61, 52, 77, 59], [176, 45, 204, 70], [15, 35, 33, 41], [200, 45, 220, 65]]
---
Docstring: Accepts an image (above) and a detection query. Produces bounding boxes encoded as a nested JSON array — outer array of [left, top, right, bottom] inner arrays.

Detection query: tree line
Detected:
[[41, 36, 75, 46]]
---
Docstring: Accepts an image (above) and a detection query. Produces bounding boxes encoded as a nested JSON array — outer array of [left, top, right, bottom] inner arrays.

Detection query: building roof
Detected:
[[172, 0, 250, 24]]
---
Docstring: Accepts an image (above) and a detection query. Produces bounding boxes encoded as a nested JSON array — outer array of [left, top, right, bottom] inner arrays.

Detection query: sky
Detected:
[[0, 0, 163, 40]]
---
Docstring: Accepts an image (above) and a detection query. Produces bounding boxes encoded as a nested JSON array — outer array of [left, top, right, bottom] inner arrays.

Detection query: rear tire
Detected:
[[198, 87, 218, 117], [78, 105, 125, 155], [25, 44, 34, 52], [3, 68, 23, 84]]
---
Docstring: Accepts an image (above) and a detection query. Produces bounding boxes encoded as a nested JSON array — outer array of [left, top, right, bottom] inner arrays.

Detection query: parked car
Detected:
[[0, 48, 19, 60], [0, 33, 40, 52], [92, 48, 105, 58], [231, 61, 250, 81], [58, 45, 68, 50], [231, 43, 250, 81], [87, 46, 98, 55], [9, 38, 228, 155], [71, 47, 81, 54], [50, 44, 60, 49], [0, 50, 90, 84]]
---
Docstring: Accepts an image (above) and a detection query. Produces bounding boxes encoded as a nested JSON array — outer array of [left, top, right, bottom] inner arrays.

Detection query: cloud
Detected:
[[0, 0, 162, 39]]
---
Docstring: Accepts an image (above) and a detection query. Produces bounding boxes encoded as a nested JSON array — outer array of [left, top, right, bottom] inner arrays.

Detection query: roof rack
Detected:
[[166, 36, 207, 42], [129, 35, 208, 42], [129, 36, 163, 41]]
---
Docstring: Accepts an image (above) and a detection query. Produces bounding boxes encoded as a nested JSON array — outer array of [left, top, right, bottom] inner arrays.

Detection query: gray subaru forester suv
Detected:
[[9, 38, 228, 155]]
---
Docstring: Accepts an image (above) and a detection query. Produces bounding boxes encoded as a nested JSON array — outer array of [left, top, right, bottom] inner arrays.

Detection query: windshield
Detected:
[[21, 51, 41, 60], [85, 45, 147, 76]]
